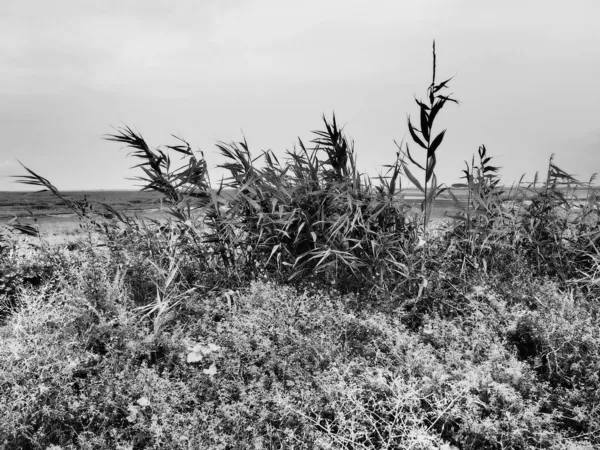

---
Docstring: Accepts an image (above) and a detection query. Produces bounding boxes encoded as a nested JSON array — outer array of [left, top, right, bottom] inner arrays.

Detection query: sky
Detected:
[[1, 0, 599, 191]]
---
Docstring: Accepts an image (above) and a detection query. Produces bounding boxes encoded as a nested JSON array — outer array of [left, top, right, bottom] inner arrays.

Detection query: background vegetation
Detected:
[[1, 44, 599, 449]]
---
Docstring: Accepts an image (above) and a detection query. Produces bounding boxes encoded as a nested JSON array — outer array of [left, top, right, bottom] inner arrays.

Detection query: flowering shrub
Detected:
[[1, 247, 599, 449]]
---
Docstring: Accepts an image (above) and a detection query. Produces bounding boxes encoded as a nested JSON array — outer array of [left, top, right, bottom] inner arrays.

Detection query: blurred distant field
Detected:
[[1, 187, 593, 232], [0, 188, 462, 220], [0, 190, 163, 245], [0, 188, 463, 246], [0, 190, 163, 219]]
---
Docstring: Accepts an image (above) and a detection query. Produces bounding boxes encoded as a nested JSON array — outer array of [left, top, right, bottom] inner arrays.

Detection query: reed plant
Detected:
[[399, 41, 457, 230], [518, 156, 600, 280], [444, 145, 516, 275]]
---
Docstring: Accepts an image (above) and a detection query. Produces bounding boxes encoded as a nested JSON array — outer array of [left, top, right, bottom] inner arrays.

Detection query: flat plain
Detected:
[[0, 188, 465, 247], [0, 190, 163, 219], [0, 188, 462, 221]]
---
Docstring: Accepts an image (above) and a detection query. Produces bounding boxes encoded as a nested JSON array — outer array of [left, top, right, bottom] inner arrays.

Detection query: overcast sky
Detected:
[[1, 0, 598, 191]]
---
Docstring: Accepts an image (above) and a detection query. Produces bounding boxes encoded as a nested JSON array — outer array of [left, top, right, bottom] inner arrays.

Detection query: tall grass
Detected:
[[400, 41, 458, 230], [12, 43, 600, 300]]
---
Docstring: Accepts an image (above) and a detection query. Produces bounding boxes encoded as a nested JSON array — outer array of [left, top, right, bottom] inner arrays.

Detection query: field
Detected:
[[2, 52, 600, 450], [0, 190, 164, 219], [0, 188, 462, 219]]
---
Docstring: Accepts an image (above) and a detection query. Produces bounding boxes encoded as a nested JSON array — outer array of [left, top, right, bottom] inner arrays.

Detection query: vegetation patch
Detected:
[[1, 43, 599, 449]]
